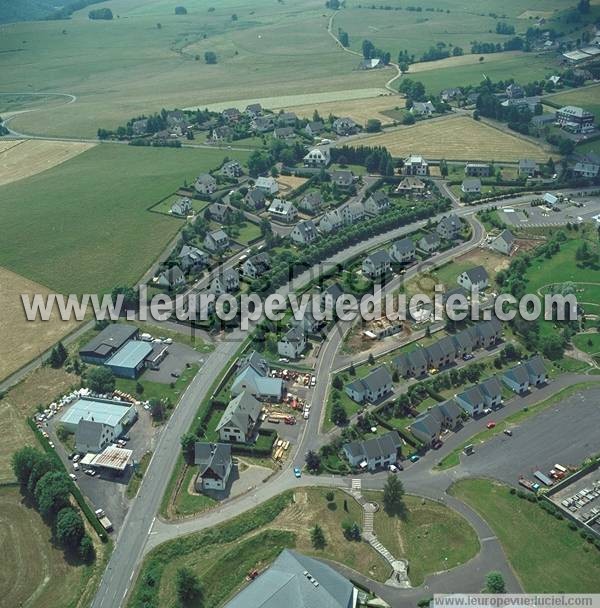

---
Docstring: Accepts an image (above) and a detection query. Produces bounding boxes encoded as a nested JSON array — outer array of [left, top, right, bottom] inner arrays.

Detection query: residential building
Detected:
[[277, 111, 297, 126], [293, 301, 326, 334], [436, 214, 462, 240], [194, 173, 217, 195], [60, 397, 137, 435], [170, 197, 193, 216], [273, 126, 295, 140], [403, 155, 429, 176], [518, 159, 539, 177], [465, 163, 491, 177], [242, 252, 271, 279], [390, 237, 416, 264], [480, 376, 503, 408], [268, 198, 297, 223], [207, 202, 232, 223], [490, 230, 516, 256], [217, 391, 262, 443], [131, 119, 148, 136], [303, 146, 331, 167], [461, 177, 481, 194], [204, 229, 230, 253], [392, 348, 428, 379], [451, 328, 475, 358], [471, 318, 502, 348], [425, 335, 456, 370], [277, 326, 306, 359], [455, 385, 486, 416], [441, 87, 463, 102], [362, 250, 391, 278], [252, 116, 274, 133], [194, 442, 232, 491], [321, 283, 344, 310], [237, 351, 270, 377], [330, 169, 355, 189], [255, 176, 279, 195], [506, 83, 525, 99], [342, 201, 365, 224], [231, 365, 283, 401], [244, 103, 262, 118], [290, 219, 318, 245], [156, 265, 186, 290], [343, 431, 401, 470], [79, 324, 139, 364], [222, 107, 241, 123], [332, 117, 357, 136], [305, 120, 325, 137], [319, 209, 343, 233], [345, 366, 393, 404], [360, 57, 382, 69], [223, 549, 358, 608], [244, 188, 267, 210], [573, 154, 600, 178], [75, 419, 115, 454], [178, 244, 208, 272], [298, 190, 323, 214], [524, 355, 547, 386], [556, 105, 595, 133], [410, 399, 462, 446], [395, 176, 426, 195], [211, 125, 233, 141], [458, 266, 489, 291], [364, 191, 390, 215], [221, 160, 243, 178], [211, 268, 240, 295], [105, 340, 153, 379], [411, 100, 435, 116], [418, 232, 440, 253], [502, 364, 531, 394]]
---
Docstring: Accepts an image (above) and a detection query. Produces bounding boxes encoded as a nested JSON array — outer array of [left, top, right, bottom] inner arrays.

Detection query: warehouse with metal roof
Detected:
[[104, 340, 153, 379], [60, 397, 137, 435]]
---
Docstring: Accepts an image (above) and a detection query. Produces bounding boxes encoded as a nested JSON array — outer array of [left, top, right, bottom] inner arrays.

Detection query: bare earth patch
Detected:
[[357, 115, 548, 161], [0, 139, 95, 186], [407, 51, 527, 73], [276, 174, 308, 195], [277, 94, 405, 125], [0, 266, 82, 381]]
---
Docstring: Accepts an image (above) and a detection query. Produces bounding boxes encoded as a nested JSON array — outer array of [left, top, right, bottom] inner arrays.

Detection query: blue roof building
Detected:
[[60, 397, 137, 435], [105, 340, 153, 379]]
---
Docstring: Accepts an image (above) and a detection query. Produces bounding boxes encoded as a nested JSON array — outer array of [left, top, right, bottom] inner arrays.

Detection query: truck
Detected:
[[519, 477, 540, 492], [534, 470, 554, 487], [554, 463, 567, 474], [99, 516, 113, 532]]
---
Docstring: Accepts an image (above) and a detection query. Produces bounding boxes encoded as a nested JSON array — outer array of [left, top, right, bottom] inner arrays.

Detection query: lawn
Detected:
[[450, 478, 600, 592], [0, 144, 249, 294], [170, 464, 217, 517], [357, 115, 549, 162], [150, 194, 210, 216], [364, 492, 480, 586], [544, 84, 600, 122], [0, 485, 109, 608], [1, 0, 387, 138], [229, 220, 262, 246], [573, 333, 600, 356], [129, 321, 214, 353]]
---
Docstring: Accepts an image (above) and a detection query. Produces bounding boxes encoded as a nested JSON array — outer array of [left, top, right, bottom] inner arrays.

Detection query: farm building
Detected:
[[79, 324, 139, 365], [104, 340, 153, 379], [60, 396, 137, 436]]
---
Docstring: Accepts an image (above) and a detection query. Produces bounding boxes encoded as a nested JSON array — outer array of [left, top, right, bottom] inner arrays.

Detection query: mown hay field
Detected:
[[358, 115, 549, 161]]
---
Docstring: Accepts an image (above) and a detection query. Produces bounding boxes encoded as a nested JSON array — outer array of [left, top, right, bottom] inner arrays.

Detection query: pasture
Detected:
[[0, 139, 94, 186], [0, 144, 249, 294], [544, 84, 600, 121], [277, 94, 405, 126], [357, 115, 549, 161], [0, 266, 82, 382], [0, 0, 387, 138]]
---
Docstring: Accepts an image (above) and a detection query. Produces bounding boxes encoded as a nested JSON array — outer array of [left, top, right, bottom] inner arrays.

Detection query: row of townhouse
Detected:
[[392, 319, 503, 378], [343, 431, 401, 471], [345, 366, 394, 405]]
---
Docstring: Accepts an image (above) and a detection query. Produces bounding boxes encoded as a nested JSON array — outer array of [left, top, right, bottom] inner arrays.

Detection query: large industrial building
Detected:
[[60, 396, 137, 436], [104, 340, 153, 379], [79, 324, 139, 364]]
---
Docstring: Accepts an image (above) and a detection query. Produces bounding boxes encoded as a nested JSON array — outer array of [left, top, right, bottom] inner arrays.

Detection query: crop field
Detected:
[[0, 0, 387, 138], [357, 115, 549, 161], [0, 144, 249, 294], [277, 94, 406, 126], [0, 266, 82, 382], [544, 84, 600, 121], [0, 139, 95, 186]]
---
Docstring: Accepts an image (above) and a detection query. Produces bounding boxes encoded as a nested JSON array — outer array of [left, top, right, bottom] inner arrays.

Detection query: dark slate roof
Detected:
[[75, 419, 104, 446], [504, 364, 530, 385], [476, 318, 502, 340], [366, 250, 392, 266], [79, 324, 138, 358], [362, 366, 393, 394], [348, 431, 401, 462], [457, 385, 484, 407], [217, 391, 262, 435], [420, 233, 440, 246], [283, 326, 305, 344], [461, 265, 489, 284], [407, 348, 428, 369], [480, 376, 503, 399], [302, 191, 323, 205], [437, 398, 462, 419], [246, 188, 267, 204], [494, 229, 515, 248], [524, 355, 546, 376], [194, 442, 232, 480], [452, 329, 475, 351], [238, 351, 270, 377], [437, 335, 457, 358], [323, 283, 344, 302], [411, 412, 441, 437], [223, 549, 355, 608], [393, 237, 415, 254]]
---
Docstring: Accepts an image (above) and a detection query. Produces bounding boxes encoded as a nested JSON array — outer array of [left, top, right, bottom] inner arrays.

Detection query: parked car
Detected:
[[69, 473, 77, 481], [293, 467, 302, 478], [389, 464, 398, 472], [73, 454, 81, 463], [95, 508, 105, 518], [486, 421, 496, 429], [463, 353, 474, 361], [410, 454, 420, 463], [73, 462, 80, 471], [68, 452, 76, 461], [503, 429, 513, 436]]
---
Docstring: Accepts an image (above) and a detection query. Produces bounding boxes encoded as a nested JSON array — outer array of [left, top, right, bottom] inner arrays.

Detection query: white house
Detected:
[[298, 191, 323, 214], [457, 266, 489, 290], [290, 220, 318, 245], [268, 199, 297, 223], [490, 230, 516, 256], [216, 391, 262, 443], [319, 209, 343, 233], [362, 250, 391, 278], [255, 176, 279, 195], [303, 147, 331, 167], [210, 268, 240, 295], [461, 177, 481, 194], [194, 442, 232, 492], [204, 229, 230, 253], [364, 191, 390, 215], [390, 237, 416, 264], [410, 100, 435, 116], [403, 155, 429, 176], [345, 366, 393, 405], [343, 431, 401, 471], [277, 326, 306, 359]]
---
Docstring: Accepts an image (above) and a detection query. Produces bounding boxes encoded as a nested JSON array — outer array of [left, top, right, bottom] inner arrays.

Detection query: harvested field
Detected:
[[0, 139, 95, 186], [518, 10, 556, 19], [277, 94, 405, 125], [276, 174, 308, 195], [0, 266, 82, 382], [357, 115, 549, 161], [408, 51, 528, 74]]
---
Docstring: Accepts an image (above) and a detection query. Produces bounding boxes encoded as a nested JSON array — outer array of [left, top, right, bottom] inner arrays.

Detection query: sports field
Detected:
[[0, 139, 94, 186], [544, 84, 600, 122], [0, 144, 249, 294], [357, 115, 549, 161], [0, 0, 387, 138], [277, 94, 405, 126]]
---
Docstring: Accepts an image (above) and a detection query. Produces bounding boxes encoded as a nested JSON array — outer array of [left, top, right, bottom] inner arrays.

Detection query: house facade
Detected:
[[194, 442, 232, 491], [362, 250, 391, 278], [343, 431, 401, 470]]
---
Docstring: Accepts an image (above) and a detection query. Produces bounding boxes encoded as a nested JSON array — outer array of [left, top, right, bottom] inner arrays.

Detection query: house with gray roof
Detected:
[[171, 197, 193, 217], [364, 191, 390, 216], [491, 230, 516, 256], [277, 111, 298, 126], [332, 117, 357, 136], [331, 169, 355, 189], [298, 191, 323, 214], [319, 209, 343, 233], [572, 154, 600, 178], [242, 252, 271, 279], [178, 244, 208, 272], [290, 219, 318, 245], [305, 120, 325, 137], [425, 335, 457, 369], [342, 201, 365, 224], [211, 268, 240, 295], [208, 202, 233, 223], [455, 384, 486, 416], [194, 442, 232, 491], [395, 175, 426, 195], [458, 266, 489, 291], [321, 283, 344, 310], [222, 107, 241, 122], [268, 198, 297, 223], [410, 411, 442, 446], [518, 159, 539, 177], [221, 160, 243, 179], [436, 214, 462, 240], [245, 103, 262, 118], [217, 391, 262, 443], [224, 549, 357, 608], [343, 431, 401, 470], [79, 323, 139, 364], [465, 163, 491, 177], [231, 366, 283, 402], [393, 348, 428, 378], [502, 364, 531, 394], [362, 250, 391, 279], [345, 366, 393, 404], [303, 146, 330, 167], [204, 228, 230, 253], [461, 177, 481, 194], [237, 350, 270, 377], [277, 326, 306, 359], [194, 173, 217, 195], [75, 419, 115, 454], [472, 318, 502, 348], [418, 232, 440, 253], [245, 187, 267, 210], [256, 176, 279, 195], [390, 237, 416, 264], [480, 376, 503, 408], [524, 355, 547, 386], [274, 126, 296, 140], [411, 101, 435, 116], [157, 265, 185, 290], [452, 328, 475, 358], [251, 116, 274, 133]]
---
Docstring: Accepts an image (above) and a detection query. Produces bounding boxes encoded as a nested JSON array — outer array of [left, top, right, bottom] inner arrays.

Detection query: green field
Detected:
[[0, 0, 387, 138], [0, 144, 249, 293], [544, 84, 600, 122], [451, 478, 600, 592], [573, 333, 600, 356]]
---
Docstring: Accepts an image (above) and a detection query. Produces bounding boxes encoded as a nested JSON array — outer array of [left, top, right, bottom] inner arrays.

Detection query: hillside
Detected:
[[0, 0, 102, 23]]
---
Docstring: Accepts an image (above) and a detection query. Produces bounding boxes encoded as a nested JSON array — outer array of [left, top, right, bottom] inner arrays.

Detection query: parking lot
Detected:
[[550, 468, 600, 525], [142, 342, 205, 384], [456, 387, 600, 486], [501, 196, 600, 228]]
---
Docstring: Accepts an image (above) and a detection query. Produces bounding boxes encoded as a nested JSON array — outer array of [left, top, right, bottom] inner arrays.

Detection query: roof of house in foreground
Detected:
[[224, 549, 355, 608]]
